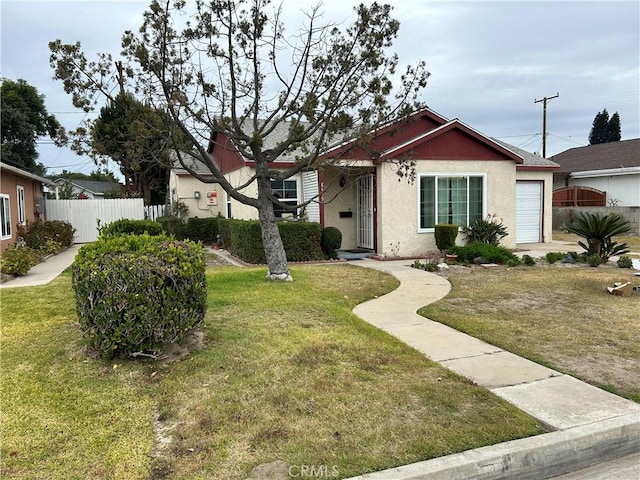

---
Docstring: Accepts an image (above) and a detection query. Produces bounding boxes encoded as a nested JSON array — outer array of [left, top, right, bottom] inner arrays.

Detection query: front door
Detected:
[[356, 174, 374, 250]]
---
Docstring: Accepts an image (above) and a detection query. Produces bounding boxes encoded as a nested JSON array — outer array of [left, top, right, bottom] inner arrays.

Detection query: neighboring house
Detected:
[[52, 178, 123, 199], [169, 108, 559, 256], [0, 161, 55, 252], [549, 138, 640, 207]]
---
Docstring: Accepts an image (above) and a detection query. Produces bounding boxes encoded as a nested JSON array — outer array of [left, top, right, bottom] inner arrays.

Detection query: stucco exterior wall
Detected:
[[169, 171, 226, 218], [516, 169, 555, 243], [377, 160, 517, 257]]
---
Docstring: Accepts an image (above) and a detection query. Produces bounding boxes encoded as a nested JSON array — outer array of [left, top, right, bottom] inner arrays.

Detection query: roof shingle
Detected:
[[549, 138, 640, 174]]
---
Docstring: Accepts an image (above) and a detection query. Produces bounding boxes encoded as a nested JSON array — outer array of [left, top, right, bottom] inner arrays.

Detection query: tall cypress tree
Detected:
[[589, 109, 622, 145], [589, 109, 610, 145], [608, 112, 621, 142]]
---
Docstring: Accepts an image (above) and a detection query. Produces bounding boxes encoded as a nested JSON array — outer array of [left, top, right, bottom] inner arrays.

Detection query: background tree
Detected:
[[608, 112, 621, 142], [1, 78, 66, 175], [51, 168, 121, 183], [90, 92, 172, 204], [588, 109, 622, 145], [49, 0, 429, 280]]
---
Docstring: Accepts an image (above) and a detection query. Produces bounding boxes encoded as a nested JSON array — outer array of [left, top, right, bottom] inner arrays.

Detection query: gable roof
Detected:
[[324, 108, 535, 165], [200, 107, 559, 174], [53, 178, 123, 195], [549, 138, 640, 174], [378, 118, 523, 163]]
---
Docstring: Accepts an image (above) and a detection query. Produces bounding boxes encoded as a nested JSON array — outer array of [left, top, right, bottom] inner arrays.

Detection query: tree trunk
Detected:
[[256, 176, 292, 282]]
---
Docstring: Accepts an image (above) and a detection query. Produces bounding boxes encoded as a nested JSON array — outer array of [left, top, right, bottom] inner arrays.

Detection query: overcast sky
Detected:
[[2, 0, 638, 177]]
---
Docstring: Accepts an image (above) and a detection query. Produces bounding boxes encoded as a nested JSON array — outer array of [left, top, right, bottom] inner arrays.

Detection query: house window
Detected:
[[17, 186, 26, 225], [271, 179, 298, 217], [419, 174, 484, 230], [1, 194, 11, 240]]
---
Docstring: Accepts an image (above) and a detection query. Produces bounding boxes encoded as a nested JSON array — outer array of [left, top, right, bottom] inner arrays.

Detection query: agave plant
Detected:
[[564, 212, 630, 262]]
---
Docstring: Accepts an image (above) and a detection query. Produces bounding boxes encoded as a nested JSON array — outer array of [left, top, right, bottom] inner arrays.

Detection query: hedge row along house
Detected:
[[170, 108, 559, 257]]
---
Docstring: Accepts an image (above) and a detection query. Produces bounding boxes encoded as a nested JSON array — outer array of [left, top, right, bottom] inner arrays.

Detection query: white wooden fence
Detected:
[[144, 204, 165, 221], [46, 198, 145, 243]]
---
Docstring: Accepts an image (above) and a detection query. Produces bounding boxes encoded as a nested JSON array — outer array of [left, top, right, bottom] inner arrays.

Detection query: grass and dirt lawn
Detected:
[[1, 233, 638, 478], [423, 232, 640, 403]]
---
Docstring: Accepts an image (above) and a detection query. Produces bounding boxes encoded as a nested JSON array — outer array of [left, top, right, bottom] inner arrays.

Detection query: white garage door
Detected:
[[516, 182, 542, 243]]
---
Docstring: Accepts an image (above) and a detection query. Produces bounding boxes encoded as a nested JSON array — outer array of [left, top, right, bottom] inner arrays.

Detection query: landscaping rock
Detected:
[[562, 254, 576, 264], [473, 256, 487, 265], [245, 460, 289, 480]]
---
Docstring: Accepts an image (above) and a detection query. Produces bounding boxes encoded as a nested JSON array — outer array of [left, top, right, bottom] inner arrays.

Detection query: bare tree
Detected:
[[50, 0, 429, 280]]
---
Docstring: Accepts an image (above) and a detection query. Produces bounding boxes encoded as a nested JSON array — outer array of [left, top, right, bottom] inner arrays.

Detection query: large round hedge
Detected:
[[72, 234, 207, 358]]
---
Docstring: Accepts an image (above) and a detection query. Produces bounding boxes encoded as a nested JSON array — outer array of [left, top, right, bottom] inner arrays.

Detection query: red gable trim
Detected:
[[381, 120, 523, 164], [207, 131, 247, 174], [321, 107, 449, 160]]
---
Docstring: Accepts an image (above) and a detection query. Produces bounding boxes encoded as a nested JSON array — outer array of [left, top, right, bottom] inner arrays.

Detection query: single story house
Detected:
[[51, 178, 123, 199], [1, 161, 55, 252], [550, 138, 640, 207], [170, 108, 559, 257]]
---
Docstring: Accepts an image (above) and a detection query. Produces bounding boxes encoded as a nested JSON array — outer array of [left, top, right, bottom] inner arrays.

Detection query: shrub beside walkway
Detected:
[[0, 245, 81, 289]]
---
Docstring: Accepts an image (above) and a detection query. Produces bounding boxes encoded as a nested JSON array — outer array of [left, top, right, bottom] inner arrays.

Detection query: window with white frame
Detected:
[[17, 185, 26, 226], [1, 194, 11, 240], [271, 178, 299, 217], [419, 174, 484, 230]]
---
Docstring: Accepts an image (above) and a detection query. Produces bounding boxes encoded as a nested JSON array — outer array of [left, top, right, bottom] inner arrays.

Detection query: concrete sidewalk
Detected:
[[0, 244, 81, 289], [347, 259, 640, 480]]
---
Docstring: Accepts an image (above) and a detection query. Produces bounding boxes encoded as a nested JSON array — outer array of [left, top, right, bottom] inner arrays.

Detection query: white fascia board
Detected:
[[570, 166, 640, 178]]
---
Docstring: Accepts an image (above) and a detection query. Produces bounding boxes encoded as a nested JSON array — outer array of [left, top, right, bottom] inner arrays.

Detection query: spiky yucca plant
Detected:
[[564, 212, 630, 262]]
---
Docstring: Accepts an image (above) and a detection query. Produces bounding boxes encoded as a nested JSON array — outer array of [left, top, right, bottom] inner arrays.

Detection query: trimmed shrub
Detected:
[[72, 234, 207, 358], [156, 216, 187, 239], [448, 242, 520, 264], [321, 227, 342, 259], [617, 256, 633, 269], [0, 245, 39, 276], [434, 224, 458, 252], [184, 217, 219, 244], [279, 222, 324, 262], [99, 219, 164, 237], [522, 254, 536, 266], [217, 218, 325, 263], [20, 220, 75, 250]]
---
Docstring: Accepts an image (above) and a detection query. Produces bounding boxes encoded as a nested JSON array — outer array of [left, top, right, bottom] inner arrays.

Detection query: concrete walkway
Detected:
[[347, 259, 640, 480], [0, 244, 81, 289]]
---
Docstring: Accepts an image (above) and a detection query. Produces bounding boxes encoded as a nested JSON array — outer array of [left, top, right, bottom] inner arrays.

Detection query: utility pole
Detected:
[[534, 92, 559, 158]]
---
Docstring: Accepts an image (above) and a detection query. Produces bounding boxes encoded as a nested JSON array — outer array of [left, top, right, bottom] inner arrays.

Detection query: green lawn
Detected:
[[1, 264, 544, 479]]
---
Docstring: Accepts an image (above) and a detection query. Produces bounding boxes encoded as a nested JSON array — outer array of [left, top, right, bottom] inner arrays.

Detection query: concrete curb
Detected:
[[346, 413, 639, 480]]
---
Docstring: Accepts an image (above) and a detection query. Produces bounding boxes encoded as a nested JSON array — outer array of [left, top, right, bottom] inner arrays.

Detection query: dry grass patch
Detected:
[[422, 265, 640, 402]]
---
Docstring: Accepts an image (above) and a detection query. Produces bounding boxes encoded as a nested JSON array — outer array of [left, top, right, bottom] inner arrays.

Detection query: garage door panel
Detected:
[[516, 182, 542, 243]]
